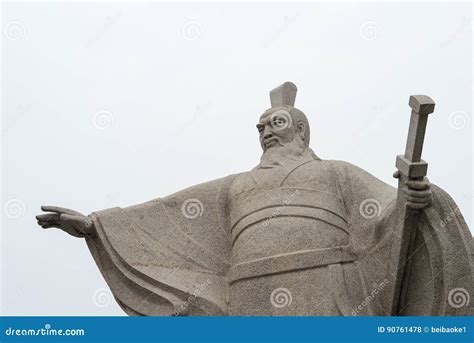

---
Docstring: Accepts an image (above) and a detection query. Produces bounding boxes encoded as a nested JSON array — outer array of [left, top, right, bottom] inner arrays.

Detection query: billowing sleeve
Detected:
[[398, 185, 473, 315], [84, 175, 238, 316], [330, 160, 473, 316]]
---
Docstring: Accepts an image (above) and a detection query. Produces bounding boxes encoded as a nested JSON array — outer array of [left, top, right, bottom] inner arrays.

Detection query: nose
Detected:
[[263, 127, 273, 140]]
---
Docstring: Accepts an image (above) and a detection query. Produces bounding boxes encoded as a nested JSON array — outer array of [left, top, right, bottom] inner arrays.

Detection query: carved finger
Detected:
[[41, 206, 82, 216], [406, 201, 427, 210], [40, 222, 61, 229], [406, 196, 429, 203], [402, 188, 431, 198], [36, 213, 60, 222], [406, 179, 430, 190]]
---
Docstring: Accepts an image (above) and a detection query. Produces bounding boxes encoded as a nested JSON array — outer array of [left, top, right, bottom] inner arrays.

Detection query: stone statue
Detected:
[[36, 82, 473, 316]]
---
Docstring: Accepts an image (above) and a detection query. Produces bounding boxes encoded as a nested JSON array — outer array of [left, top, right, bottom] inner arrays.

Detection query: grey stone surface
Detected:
[[36, 82, 473, 316]]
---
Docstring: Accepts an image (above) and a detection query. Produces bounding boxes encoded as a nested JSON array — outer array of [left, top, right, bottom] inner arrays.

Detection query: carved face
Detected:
[[257, 108, 296, 151]]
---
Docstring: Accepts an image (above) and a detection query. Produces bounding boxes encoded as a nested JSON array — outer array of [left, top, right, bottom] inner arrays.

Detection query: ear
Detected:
[[297, 121, 305, 141]]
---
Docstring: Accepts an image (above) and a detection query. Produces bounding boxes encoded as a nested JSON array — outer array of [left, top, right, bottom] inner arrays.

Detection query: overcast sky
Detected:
[[2, 2, 472, 315]]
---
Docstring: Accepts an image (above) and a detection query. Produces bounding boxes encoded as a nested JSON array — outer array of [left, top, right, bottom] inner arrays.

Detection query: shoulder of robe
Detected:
[[281, 159, 354, 186], [228, 171, 255, 197]]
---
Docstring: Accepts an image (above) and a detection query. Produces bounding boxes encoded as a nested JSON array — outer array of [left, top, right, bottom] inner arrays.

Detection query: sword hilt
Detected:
[[396, 95, 435, 179]]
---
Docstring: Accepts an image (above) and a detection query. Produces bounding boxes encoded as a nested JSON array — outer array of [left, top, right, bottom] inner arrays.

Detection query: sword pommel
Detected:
[[409, 95, 435, 116]]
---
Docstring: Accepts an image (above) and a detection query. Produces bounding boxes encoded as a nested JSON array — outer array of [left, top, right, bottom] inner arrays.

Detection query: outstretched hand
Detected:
[[36, 206, 95, 238]]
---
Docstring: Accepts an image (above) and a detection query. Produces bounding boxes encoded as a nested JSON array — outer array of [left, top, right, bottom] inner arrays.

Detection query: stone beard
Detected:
[[259, 135, 309, 168], [258, 124, 308, 168], [39, 82, 474, 316]]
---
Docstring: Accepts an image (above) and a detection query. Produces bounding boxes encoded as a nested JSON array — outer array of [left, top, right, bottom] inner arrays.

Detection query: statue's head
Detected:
[[257, 106, 310, 151], [257, 82, 314, 167]]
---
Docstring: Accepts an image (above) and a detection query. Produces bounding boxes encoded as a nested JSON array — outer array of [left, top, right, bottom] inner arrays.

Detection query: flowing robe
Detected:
[[85, 154, 473, 316]]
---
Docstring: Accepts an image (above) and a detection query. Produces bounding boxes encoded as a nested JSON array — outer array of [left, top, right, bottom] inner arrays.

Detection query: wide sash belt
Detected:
[[231, 205, 349, 245], [229, 245, 356, 283], [230, 188, 347, 232], [230, 188, 349, 246]]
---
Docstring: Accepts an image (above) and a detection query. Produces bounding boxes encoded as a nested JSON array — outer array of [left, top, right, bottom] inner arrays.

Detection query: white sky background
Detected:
[[2, 2, 472, 315]]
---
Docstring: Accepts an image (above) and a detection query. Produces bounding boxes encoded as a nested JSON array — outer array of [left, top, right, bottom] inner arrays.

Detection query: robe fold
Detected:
[[85, 157, 473, 316], [86, 176, 236, 316]]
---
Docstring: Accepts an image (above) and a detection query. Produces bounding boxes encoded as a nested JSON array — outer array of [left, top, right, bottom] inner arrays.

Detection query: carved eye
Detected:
[[257, 125, 264, 133], [272, 116, 286, 128]]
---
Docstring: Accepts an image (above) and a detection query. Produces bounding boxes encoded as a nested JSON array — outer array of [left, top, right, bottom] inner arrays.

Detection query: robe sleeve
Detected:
[[84, 175, 238, 316], [329, 161, 473, 316], [397, 185, 474, 315]]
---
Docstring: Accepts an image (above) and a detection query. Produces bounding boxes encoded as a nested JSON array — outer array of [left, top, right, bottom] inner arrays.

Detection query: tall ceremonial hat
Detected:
[[266, 81, 310, 146], [270, 81, 297, 108]]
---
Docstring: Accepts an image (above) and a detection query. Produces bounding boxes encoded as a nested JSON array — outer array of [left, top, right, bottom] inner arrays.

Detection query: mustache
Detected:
[[262, 137, 283, 149]]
